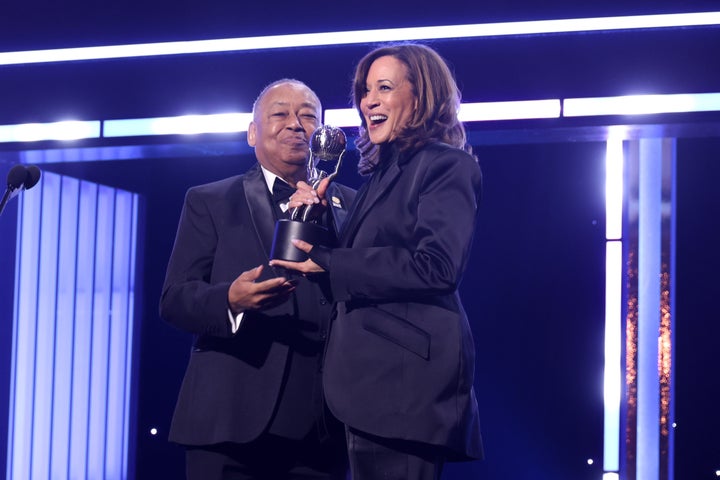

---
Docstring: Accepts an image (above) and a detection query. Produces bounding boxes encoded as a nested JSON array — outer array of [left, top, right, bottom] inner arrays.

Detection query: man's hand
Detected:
[[228, 265, 296, 313]]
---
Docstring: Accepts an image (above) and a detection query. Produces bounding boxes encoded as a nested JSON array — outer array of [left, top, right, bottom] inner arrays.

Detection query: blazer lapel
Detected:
[[340, 161, 401, 246], [243, 164, 276, 261]]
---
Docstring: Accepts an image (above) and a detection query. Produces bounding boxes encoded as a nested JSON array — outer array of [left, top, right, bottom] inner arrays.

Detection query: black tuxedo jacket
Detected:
[[160, 163, 355, 446], [323, 143, 484, 460]]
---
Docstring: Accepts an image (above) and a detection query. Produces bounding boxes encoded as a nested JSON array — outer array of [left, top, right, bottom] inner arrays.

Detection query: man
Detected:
[[159, 79, 354, 479]]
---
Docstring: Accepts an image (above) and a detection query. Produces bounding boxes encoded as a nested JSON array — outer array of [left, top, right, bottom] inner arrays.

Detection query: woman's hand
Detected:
[[269, 239, 326, 274], [315, 176, 332, 201]]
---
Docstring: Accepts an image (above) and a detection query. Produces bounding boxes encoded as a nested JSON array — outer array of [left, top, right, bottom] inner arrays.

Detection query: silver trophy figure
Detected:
[[270, 125, 347, 261], [291, 125, 347, 222]]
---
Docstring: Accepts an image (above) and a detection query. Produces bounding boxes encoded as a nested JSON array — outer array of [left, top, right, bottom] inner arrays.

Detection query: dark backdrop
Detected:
[[674, 137, 720, 480]]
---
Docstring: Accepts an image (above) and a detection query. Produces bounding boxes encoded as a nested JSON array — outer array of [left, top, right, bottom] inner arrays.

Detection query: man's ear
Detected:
[[247, 122, 257, 147]]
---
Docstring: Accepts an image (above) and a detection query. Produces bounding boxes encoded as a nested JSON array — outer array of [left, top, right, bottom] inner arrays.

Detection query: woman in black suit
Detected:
[[272, 43, 483, 479]]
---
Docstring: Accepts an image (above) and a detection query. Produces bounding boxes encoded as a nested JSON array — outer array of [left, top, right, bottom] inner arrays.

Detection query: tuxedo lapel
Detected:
[[362, 161, 401, 218], [243, 164, 276, 261], [338, 181, 367, 247]]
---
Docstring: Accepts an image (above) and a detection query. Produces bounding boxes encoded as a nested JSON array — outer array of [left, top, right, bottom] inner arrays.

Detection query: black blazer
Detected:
[[159, 163, 355, 445], [323, 143, 484, 460]]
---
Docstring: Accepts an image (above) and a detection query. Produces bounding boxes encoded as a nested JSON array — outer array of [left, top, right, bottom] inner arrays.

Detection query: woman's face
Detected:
[[360, 55, 417, 145]]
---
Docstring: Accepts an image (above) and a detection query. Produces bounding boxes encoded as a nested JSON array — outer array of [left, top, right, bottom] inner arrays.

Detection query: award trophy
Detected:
[[270, 125, 347, 261]]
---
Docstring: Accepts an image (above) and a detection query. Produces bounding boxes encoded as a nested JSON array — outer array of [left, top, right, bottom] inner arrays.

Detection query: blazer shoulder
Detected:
[[184, 170, 258, 208], [188, 174, 242, 195], [417, 142, 476, 162], [410, 143, 480, 175], [186, 163, 259, 193], [413, 143, 482, 196]]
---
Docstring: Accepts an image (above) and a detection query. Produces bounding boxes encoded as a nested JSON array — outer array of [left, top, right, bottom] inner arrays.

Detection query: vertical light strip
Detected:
[[105, 189, 136, 477], [625, 143, 640, 480], [658, 138, 676, 480], [667, 143, 676, 480], [51, 176, 80, 478], [7, 173, 43, 480], [604, 134, 624, 474], [32, 171, 60, 479], [48, 177, 78, 478], [606, 134, 625, 241], [121, 195, 139, 479], [637, 138, 662, 480], [8, 172, 139, 480], [43, 176, 62, 477], [605, 241, 623, 472], [69, 180, 97, 479], [87, 184, 114, 477]]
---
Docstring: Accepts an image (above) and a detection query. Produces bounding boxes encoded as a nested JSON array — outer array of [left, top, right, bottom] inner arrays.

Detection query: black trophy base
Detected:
[[270, 219, 329, 261]]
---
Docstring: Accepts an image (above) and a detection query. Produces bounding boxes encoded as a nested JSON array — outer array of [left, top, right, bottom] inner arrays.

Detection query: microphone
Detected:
[[24, 165, 41, 190], [0, 164, 42, 216]]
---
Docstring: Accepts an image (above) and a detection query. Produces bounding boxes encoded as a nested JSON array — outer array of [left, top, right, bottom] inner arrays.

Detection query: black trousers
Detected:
[[345, 427, 445, 480], [185, 430, 348, 480]]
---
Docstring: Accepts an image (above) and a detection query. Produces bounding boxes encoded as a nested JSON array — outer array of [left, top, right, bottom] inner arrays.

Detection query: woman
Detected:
[[271, 43, 483, 479]]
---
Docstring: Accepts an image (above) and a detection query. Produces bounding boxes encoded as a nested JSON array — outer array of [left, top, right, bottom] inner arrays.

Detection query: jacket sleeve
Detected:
[[158, 186, 234, 337]]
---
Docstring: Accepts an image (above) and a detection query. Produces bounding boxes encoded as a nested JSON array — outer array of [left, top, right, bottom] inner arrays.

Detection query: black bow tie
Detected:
[[272, 177, 295, 203]]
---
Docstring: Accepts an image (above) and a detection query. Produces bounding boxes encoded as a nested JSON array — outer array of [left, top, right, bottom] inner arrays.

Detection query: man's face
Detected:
[[248, 82, 321, 184]]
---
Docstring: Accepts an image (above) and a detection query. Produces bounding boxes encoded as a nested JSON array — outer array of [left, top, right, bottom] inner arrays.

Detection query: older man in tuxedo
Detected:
[[160, 79, 354, 480]]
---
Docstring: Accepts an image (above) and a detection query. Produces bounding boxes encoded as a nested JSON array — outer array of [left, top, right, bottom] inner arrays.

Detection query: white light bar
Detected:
[[103, 113, 252, 137], [323, 109, 360, 128], [564, 92, 720, 117], [1, 12, 719, 65], [459, 99, 561, 121], [0, 121, 100, 142], [603, 132, 626, 475], [4, 91, 720, 143], [605, 131, 625, 240], [604, 240, 623, 473], [323, 100, 561, 128]]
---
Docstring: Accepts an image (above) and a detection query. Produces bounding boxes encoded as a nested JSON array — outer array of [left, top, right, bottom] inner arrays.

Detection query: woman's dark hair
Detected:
[[352, 43, 473, 174]]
